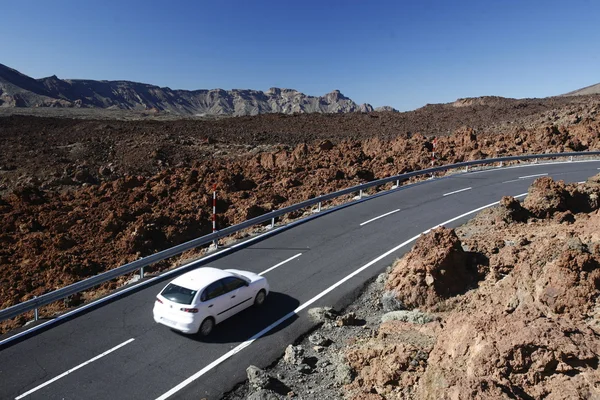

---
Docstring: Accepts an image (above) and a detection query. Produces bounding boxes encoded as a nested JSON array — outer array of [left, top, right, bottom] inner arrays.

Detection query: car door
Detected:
[[220, 276, 253, 320], [200, 279, 230, 324]]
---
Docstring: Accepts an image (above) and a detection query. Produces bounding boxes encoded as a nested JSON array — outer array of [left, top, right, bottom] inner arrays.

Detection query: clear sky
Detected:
[[1, 0, 598, 111]]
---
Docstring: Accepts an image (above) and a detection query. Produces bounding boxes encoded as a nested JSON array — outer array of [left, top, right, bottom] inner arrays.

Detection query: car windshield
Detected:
[[161, 283, 197, 305]]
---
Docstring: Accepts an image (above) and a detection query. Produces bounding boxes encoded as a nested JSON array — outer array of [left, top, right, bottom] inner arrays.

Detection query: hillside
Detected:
[[0, 63, 380, 116], [563, 82, 600, 96]]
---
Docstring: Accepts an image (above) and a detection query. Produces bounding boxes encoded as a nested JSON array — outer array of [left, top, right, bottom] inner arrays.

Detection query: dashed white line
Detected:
[[259, 253, 302, 275], [502, 179, 521, 184], [359, 209, 401, 226], [442, 187, 472, 197], [154, 193, 528, 400], [518, 173, 548, 179], [15, 338, 135, 399]]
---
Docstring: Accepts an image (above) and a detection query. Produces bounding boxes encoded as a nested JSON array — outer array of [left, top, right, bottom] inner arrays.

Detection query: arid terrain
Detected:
[[225, 175, 600, 400], [1, 92, 600, 398]]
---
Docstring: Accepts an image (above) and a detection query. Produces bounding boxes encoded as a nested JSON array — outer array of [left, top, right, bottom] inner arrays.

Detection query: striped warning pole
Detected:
[[212, 184, 217, 247], [430, 137, 437, 178]]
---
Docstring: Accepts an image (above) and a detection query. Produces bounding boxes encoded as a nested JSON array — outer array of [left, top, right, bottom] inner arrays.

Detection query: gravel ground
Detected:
[[222, 269, 392, 400]]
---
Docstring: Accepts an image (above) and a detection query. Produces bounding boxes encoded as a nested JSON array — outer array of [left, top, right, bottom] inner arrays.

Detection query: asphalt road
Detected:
[[1, 160, 599, 400]]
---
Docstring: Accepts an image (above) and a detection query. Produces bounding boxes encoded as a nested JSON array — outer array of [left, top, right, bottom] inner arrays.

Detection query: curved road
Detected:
[[1, 160, 599, 400]]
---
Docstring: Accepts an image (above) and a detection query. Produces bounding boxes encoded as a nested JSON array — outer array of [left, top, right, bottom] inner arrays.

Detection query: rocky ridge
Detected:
[[0, 63, 380, 116]]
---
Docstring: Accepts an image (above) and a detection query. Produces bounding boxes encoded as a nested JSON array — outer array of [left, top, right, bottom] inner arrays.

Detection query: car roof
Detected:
[[169, 267, 233, 291]]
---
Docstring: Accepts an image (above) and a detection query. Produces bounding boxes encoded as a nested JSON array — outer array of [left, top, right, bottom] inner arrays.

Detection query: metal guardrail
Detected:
[[1, 151, 599, 323]]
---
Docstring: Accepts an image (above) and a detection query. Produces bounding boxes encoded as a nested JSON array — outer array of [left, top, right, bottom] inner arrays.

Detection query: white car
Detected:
[[153, 267, 269, 336]]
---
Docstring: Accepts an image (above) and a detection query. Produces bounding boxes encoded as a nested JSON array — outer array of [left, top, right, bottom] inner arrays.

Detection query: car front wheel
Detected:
[[254, 290, 267, 307], [198, 317, 215, 336]]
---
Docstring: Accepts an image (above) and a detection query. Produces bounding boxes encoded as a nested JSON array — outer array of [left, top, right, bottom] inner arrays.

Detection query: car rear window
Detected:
[[161, 284, 197, 305]]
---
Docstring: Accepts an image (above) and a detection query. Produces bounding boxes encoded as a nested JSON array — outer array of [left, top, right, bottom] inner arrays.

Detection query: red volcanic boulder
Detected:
[[385, 227, 476, 309]]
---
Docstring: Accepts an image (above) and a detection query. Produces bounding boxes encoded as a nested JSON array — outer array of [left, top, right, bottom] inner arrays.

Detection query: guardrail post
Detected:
[[500, 161, 503, 167], [465, 166, 469, 172], [140, 266, 144, 279], [570, 156, 573, 162], [271, 217, 275, 228], [359, 189, 363, 199], [318, 202, 321, 212], [396, 179, 399, 188], [34, 296, 38, 321]]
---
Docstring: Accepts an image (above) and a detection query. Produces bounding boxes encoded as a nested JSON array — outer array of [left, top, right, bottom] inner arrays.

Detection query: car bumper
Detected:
[[154, 314, 200, 334], [153, 305, 201, 334]]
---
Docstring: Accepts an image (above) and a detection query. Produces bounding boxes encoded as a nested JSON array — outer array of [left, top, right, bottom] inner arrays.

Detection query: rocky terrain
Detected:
[[1, 89, 600, 398], [224, 175, 600, 400], [0, 63, 378, 116], [1, 94, 600, 335]]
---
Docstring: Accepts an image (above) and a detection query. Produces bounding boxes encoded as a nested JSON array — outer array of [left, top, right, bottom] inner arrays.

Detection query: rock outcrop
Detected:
[[346, 176, 600, 399], [384, 227, 477, 309]]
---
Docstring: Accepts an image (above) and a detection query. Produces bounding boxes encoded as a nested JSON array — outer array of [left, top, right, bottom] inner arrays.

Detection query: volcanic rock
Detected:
[[385, 227, 477, 309]]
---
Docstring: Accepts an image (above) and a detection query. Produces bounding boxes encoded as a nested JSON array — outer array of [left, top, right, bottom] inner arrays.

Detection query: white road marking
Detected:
[[359, 209, 401, 226], [502, 179, 521, 184], [15, 338, 135, 399], [518, 173, 548, 179], [259, 253, 302, 275], [155, 193, 528, 400], [578, 181, 586, 184], [442, 187, 472, 197], [466, 159, 600, 175]]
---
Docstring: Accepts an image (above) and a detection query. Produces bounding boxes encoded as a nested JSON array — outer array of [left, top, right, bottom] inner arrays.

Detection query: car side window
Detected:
[[201, 280, 225, 301], [222, 277, 247, 293]]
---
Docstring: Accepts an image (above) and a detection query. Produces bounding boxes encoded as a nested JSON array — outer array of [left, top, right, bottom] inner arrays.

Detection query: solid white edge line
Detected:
[[15, 338, 135, 399], [359, 209, 401, 226], [518, 173, 548, 179], [442, 187, 472, 197], [154, 193, 528, 400], [466, 159, 600, 175], [259, 254, 302, 276]]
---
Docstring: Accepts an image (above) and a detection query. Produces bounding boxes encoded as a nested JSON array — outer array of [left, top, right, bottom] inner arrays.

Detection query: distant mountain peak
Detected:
[[0, 64, 389, 116]]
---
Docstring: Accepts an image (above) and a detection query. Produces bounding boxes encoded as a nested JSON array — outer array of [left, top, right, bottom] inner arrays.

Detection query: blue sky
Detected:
[[1, 0, 598, 111]]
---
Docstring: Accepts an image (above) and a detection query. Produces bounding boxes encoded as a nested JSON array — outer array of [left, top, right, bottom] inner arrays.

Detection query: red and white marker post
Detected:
[[430, 137, 437, 178], [212, 184, 217, 247]]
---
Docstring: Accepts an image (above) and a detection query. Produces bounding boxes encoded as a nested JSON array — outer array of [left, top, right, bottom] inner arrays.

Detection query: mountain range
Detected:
[[0, 63, 391, 116]]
